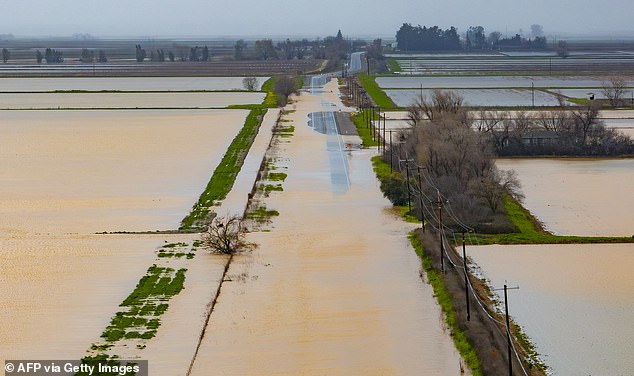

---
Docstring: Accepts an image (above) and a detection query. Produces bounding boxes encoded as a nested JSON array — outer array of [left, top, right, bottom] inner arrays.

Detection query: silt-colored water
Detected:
[[191, 79, 467, 375], [469, 243, 634, 376], [497, 158, 634, 236]]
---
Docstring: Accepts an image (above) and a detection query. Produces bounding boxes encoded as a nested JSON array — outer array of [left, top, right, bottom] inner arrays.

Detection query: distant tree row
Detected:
[[233, 30, 352, 69], [80, 48, 107, 63], [396, 23, 548, 51], [134, 44, 209, 62], [396, 24, 461, 51]]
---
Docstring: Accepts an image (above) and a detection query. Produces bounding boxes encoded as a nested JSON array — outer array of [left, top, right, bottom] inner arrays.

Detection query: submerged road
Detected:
[[190, 78, 467, 375]]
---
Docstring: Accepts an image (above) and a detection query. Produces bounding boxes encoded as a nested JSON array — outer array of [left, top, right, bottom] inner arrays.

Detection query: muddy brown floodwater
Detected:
[[0, 109, 248, 363], [469, 243, 634, 376], [190, 79, 468, 375], [470, 157, 634, 374], [497, 158, 634, 236]]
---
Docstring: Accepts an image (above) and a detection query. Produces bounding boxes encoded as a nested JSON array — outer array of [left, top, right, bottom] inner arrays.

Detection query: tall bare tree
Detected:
[[242, 77, 258, 91], [602, 77, 628, 107]]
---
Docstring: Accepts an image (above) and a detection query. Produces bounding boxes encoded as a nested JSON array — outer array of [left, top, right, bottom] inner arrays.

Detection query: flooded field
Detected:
[[0, 109, 247, 233], [191, 79, 468, 375], [0, 234, 165, 362], [390, 57, 634, 74], [469, 243, 634, 376], [471, 157, 634, 373], [0, 91, 264, 109], [0, 76, 268, 92], [497, 158, 634, 236], [0, 108, 249, 362], [386, 88, 560, 107], [376, 75, 624, 89]]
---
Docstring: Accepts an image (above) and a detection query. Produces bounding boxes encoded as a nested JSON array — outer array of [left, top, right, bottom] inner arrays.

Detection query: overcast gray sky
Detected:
[[1, 0, 633, 38]]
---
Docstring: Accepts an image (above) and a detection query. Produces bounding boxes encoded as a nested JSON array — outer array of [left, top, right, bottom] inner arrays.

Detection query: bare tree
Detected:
[[408, 90, 469, 125], [472, 168, 524, 213], [201, 215, 256, 255], [570, 103, 601, 147], [602, 77, 628, 107], [242, 77, 258, 91], [274, 75, 300, 106]]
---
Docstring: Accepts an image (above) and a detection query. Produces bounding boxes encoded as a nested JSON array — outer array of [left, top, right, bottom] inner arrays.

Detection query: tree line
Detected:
[[396, 23, 548, 51], [379, 90, 633, 232]]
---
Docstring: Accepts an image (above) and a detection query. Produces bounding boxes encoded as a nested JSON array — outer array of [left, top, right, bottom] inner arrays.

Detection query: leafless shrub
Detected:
[[201, 215, 256, 255], [242, 76, 258, 91]]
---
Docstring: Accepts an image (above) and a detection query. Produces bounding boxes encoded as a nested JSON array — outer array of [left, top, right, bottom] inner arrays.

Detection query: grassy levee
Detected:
[[353, 111, 379, 147], [472, 195, 634, 245], [386, 58, 401, 73], [180, 107, 268, 230], [357, 73, 396, 109]]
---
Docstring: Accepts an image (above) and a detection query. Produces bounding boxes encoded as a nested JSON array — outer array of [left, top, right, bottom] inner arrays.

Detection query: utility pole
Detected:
[[494, 283, 520, 376], [462, 232, 470, 321], [405, 159, 411, 212], [366, 54, 370, 75], [382, 112, 387, 153], [531, 81, 535, 108], [417, 166, 425, 232], [437, 190, 444, 272]]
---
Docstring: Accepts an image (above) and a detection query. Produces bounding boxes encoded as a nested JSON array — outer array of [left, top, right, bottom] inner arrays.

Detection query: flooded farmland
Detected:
[[496, 158, 634, 237], [465, 157, 634, 374], [0, 76, 268, 92], [386, 88, 561, 107], [376, 75, 626, 89], [0, 92, 264, 109], [469, 243, 634, 376], [0, 106, 249, 362]]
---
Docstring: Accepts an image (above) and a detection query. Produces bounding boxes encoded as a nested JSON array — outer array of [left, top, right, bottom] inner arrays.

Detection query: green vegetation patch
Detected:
[[473, 195, 634, 245], [387, 58, 401, 73], [260, 183, 283, 193], [409, 234, 482, 376], [100, 266, 187, 343], [180, 107, 268, 230], [157, 241, 196, 259], [267, 172, 288, 182], [247, 205, 280, 222], [358, 73, 396, 109], [353, 111, 380, 147]]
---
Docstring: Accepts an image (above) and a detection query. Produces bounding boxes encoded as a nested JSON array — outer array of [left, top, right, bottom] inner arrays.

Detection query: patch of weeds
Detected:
[[268, 172, 288, 182], [248, 205, 280, 222], [162, 242, 187, 248], [100, 266, 187, 343], [90, 343, 113, 351], [261, 183, 283, 193]]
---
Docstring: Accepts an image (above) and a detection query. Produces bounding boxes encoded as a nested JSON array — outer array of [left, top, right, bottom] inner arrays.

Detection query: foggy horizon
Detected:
[[1, 0, 633, 40]]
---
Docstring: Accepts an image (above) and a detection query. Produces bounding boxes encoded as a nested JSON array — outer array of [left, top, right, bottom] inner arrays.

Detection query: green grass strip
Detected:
[[386, 58, 401, 73], [358, 73, 396, 109], [353, 111, 379, 147], [473, 195, 634, 244], [409, 233, 483, 376], [180, 107, 268, 230]]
